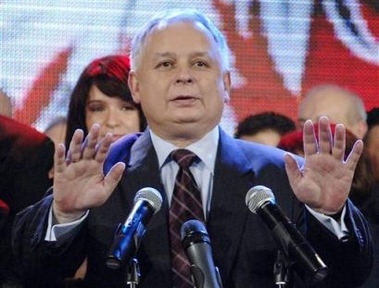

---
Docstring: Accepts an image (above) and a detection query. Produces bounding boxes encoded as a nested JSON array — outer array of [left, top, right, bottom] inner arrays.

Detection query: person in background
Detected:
[[44, 116, 68, 146], [64, 54, 147, 150], [234, 111, 296, 146], [0, 89, 13, 117], [350, 107, 379, 224], [298, 84, 368, 139], [44, 116, 68, 179], [0, 91, 55, 286], [354, 107, 379, 288], [45, 55, 147, 181], [364, 107, 379, 178], [12, 9, 372, 288]]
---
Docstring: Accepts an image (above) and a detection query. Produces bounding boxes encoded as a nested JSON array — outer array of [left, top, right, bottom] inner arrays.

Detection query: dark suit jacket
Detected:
[[0, 115, 54, 284], [12, 128, 373, 288]]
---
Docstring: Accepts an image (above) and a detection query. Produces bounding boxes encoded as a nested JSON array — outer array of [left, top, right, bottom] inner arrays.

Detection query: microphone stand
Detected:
[[126, 258, 140, 288], [273, 250, 293, 288]]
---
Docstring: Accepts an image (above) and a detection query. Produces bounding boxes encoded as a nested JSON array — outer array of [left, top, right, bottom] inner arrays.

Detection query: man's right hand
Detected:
[[52, 124, 125, 224]]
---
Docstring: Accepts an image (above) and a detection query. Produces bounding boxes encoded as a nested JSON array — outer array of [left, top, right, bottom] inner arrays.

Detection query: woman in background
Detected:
[[65, 54, 147, 150]]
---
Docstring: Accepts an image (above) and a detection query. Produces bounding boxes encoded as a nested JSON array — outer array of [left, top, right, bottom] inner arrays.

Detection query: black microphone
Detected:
[[106, 187, 162, 269], [245, 185, 328, 285], [181, 219, 223, 288]]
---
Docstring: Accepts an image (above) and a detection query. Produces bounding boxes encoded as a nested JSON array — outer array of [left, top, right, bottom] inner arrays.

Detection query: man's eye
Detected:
[[194, 60, 207, 67], [157, 61, 173, 68]]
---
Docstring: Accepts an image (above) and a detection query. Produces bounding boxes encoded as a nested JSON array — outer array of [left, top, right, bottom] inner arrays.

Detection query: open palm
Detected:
[[52, 124, 125, 223], [284, 117, 363, 214]]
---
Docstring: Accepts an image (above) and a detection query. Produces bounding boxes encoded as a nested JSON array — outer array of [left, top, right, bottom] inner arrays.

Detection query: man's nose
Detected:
[[175, 67, 193, 84]]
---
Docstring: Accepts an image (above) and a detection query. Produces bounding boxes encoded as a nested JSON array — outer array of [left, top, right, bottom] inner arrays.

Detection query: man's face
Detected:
[[129, 21, 230, 143], [0, 93, 12, 117], [298, 93, 350, 128], [297, 90, 367, 139]]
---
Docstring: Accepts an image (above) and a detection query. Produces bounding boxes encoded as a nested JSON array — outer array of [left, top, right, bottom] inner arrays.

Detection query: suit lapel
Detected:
[[208, 129, 256, 281]]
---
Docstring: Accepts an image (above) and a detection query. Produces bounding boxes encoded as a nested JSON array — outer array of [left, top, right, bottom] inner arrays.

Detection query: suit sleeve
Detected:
[[305, 199, 373, 287], [11, 195, 88, 287]]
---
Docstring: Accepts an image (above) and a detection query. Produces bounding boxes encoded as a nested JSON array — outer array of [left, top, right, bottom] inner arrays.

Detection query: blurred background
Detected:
[[1, 0, 378, 135]]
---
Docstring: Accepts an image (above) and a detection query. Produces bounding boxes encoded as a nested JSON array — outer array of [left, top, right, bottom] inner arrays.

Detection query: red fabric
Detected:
[[0, 115, 47, 147], [0, 199, 10, 215], [302, 3, 379, 111]]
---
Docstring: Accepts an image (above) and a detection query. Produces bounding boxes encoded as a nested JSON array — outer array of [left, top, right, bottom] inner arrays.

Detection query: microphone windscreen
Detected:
[[180, 219, 207, 240], [134, 187, 162, 214], [245, 185, 275, 213]]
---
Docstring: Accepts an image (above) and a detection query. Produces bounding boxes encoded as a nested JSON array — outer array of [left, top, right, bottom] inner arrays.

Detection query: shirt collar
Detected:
[[150, 126, 219, 172]]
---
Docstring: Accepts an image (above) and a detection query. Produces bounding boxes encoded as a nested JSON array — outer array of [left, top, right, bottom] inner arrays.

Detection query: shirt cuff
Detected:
[[305, 205, 349, 240], [45, 204, 89, 242]]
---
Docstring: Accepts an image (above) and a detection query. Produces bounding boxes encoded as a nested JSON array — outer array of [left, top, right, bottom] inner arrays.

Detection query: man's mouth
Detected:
[[172, 95, 198, 104]]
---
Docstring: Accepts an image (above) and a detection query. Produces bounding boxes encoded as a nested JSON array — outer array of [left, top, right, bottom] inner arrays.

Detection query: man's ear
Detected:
[[357, 121, 368, 139], [222, 70, 231, 103], [128, 71, 141, 104]]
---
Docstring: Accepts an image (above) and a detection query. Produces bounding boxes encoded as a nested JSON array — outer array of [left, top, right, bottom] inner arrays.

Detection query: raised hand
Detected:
[[284, 116, 363, 215], [52, 124, 125, 224]]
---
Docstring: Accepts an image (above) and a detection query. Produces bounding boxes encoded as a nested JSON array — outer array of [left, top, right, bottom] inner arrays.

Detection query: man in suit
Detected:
[[12, 9, 372, 288]]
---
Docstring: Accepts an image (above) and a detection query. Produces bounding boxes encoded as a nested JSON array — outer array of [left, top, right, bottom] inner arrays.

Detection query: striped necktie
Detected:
[[169, 149, 205, 288]]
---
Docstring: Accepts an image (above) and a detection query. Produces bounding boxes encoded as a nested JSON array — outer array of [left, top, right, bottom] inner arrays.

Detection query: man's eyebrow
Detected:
[[153, 51, 211, 58], [153, 52, 173, 58], [191, 51, 210, 57]]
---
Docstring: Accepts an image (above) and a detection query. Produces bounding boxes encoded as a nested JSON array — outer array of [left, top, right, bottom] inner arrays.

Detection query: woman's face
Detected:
[[85, 84, 141, 142]]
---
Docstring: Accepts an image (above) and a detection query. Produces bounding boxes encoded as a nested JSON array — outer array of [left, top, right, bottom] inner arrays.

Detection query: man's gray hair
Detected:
[[130, 9, 231, 72]]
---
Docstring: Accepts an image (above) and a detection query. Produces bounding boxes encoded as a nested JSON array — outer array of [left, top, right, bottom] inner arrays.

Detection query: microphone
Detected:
[[181, 219, 223, 288], [245, 185, 328, 285], [106, 187, 162, 269]]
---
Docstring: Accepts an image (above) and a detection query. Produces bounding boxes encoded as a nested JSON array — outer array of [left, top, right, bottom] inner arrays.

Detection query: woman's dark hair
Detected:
[[65, 55, 147, 148]]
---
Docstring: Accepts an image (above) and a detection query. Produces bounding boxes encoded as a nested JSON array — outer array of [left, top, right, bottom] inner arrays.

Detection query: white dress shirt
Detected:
[[150, 127, 219, 219]]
